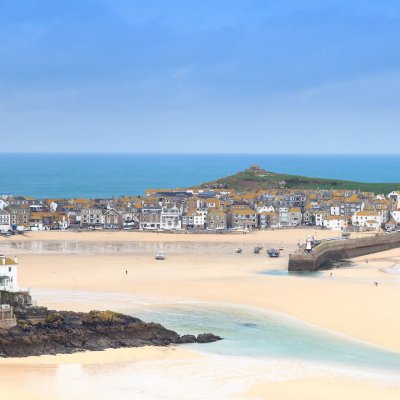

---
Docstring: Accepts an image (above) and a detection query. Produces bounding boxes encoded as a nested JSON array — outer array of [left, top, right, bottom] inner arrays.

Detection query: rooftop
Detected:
[[0, 256, 17, 265]]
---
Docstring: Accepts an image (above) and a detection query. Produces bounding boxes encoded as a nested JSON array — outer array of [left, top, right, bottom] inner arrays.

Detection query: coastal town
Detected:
[[1, 167, 400, 234]]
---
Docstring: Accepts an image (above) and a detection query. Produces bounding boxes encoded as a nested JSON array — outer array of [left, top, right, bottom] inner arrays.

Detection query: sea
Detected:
[[22, 288, 400, 399], [0, 153, 399, 198]]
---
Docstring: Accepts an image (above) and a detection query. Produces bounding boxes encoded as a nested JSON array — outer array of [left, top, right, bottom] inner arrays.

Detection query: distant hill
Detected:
[[199, 165, 400, 194]]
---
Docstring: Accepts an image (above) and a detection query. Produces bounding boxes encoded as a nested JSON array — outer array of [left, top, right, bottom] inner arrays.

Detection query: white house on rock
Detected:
[[0, 255, 19, 292]]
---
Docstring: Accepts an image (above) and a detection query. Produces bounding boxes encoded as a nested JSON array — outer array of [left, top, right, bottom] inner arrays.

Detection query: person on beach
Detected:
[[125, 269, 128, 275], [374, 281, 378, 287]]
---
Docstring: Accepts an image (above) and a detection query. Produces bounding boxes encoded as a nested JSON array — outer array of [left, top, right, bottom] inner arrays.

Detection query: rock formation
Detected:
[[0, 307, 222, 358]]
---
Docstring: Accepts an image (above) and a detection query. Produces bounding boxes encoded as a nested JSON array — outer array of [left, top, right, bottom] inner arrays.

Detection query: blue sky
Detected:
[[1, 0, 399, 153]]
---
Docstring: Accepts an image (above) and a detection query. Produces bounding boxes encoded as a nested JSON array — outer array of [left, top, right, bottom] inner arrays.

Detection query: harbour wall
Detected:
[[288, 233, 400, 272]]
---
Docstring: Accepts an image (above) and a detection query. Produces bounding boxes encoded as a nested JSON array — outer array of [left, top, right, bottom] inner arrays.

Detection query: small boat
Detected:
[[155, 251, 166, 260], [253, 246, 263, 254], [267, 248, 280, 257], [235, 247, 243, 254]]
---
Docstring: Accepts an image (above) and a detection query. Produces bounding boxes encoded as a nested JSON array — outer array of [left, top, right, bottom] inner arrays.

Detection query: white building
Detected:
[[313, 211, 329, 227], [0, 255, 19, 292], [323, 215, 349, 230], [160, 207, 182, 230], [193, 212, 206, 229], [256, 205, 275, 213], [391, 210, 400, 224], [0, 199, 8, 210], [352, 211, 382, 230], [30, 204, 44, 212], [330, 206, 340, 216], [278, 207, 289, 227], [0, 210, 11, 231], [388, 191, 400, 208]]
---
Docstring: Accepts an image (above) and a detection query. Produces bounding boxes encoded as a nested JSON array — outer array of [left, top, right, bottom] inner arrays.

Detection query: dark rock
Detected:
[[179, 334, 197, 343], [240, 323, 258, 328], [196, 333, 222, 343], [63, 315, 82, 327], [0, 308, 222, 358]]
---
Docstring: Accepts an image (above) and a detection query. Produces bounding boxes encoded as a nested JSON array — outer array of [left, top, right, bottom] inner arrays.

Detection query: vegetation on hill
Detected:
[[200, 167, 400, 194]]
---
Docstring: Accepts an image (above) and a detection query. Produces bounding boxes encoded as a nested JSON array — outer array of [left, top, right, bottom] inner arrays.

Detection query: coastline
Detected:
[[1, 228, 350, 243], [0, 345, 197, 365], [9, 229, 400, 352], [1, 228, 400, 398]]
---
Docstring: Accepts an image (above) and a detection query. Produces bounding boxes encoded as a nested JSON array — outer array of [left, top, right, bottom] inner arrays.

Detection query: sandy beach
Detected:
[[246, 376, 400, 400], [1, 229, 400, 399], [3, 228, 343, 243]]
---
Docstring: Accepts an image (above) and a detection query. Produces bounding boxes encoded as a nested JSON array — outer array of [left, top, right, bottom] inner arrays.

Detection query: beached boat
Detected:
[[155, 251, 166, 260], [235, 247, 243, 254], [267, 248, 280, 257], [253, 246, 263, 254], [342, 230, 351, 237]]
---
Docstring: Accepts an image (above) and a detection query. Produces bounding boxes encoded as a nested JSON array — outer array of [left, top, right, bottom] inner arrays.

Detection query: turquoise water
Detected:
[[31, 289, 400, 375], [1, 153, 400, 197], [127, 304, 400, 374]]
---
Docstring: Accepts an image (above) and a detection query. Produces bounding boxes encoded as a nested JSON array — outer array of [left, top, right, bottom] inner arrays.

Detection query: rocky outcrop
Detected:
[[196, 333, 221, 343], [0, 291, 32, 307], [0, 309, 222, 358], [14, 306, 48, 324]]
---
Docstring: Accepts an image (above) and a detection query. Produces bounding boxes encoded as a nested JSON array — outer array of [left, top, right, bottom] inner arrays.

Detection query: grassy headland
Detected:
[[199, 167, 400, 194]]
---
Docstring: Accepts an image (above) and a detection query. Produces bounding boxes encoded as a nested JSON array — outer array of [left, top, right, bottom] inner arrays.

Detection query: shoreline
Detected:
[[1, 332, 399, 400], [0, 345, 197, 365], [1, 228, 400, 398], [1, 228, 371, 243], [27, 287, 400, 358], [14, 250, 400, 352]]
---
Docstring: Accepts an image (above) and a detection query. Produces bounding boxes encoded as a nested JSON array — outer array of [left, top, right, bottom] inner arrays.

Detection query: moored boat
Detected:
[[155, 251, 166, 260], [253, 246, 263, 254], [267, 248, 280, 257]]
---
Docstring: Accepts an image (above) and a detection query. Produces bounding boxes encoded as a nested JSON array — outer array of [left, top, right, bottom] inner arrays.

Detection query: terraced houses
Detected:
[[1, 186, 399, 233]]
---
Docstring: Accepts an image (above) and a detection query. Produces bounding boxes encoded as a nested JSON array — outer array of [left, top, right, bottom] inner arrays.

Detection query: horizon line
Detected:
[[1, 152, 400, 156]]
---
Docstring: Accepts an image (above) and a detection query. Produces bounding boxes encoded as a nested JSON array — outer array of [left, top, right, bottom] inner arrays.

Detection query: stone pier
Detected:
[[288, 233, 400, 272]]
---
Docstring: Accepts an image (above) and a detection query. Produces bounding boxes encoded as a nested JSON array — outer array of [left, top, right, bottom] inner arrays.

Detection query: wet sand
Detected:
[[1, 229, 400, 399], [247, 376, 400, 400], [11, 231, 400, 352]]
